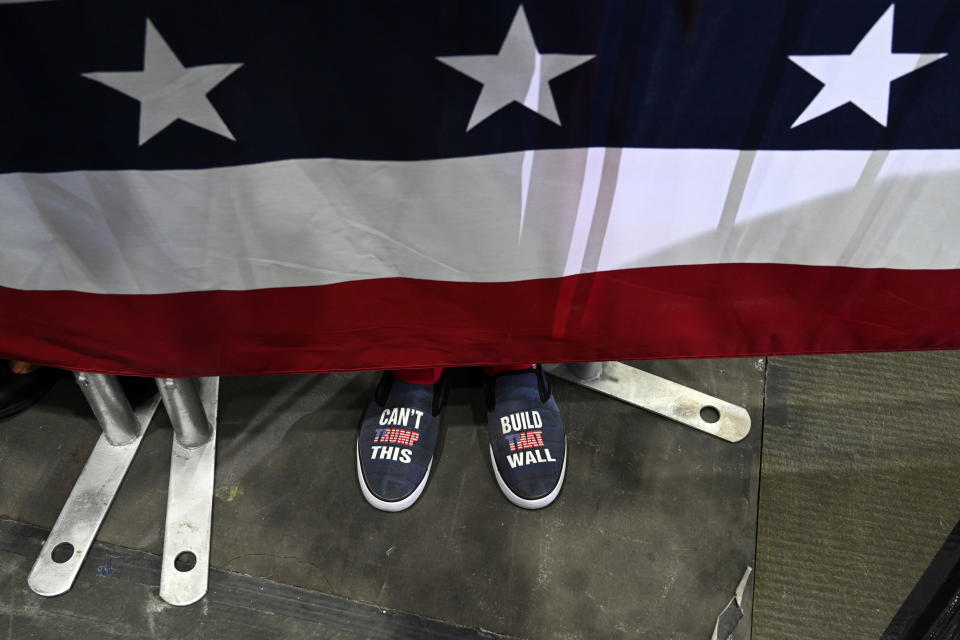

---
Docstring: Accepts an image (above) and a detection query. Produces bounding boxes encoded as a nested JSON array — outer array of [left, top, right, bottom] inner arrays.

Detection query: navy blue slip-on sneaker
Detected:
[[356, 372, 446, 512], [485, 365, 566, 510]]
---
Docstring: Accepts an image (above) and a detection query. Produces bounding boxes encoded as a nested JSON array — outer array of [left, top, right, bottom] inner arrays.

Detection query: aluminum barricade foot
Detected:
[[544, 362, 751, 442], [157, 376, 219, 606], [28, 373, 159, 596]]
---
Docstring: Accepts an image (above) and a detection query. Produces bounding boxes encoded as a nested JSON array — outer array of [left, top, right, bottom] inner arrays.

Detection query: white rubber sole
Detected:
[[355, 440, 433, 512], [488, 438, 567, 510]]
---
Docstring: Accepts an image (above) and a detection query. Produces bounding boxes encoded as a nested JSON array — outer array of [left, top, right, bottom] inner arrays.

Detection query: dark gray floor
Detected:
[[0, 519, 515, 640], [0, 360, 764, 639], [754, 352, 960, 640]]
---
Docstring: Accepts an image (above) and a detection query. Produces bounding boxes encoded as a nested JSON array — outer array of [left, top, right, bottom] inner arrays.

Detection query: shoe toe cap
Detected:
[[366, 474, 419, 502], [509, 476, 556, 501]]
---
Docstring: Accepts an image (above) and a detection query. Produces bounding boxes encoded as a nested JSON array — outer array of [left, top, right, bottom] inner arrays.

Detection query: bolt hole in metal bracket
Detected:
[[542, 362, 751, 443], [27, 374, 219, 607], [28, 373, 160, 597]]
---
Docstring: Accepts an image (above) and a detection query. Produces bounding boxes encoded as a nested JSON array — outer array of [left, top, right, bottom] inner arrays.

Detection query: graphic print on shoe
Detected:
[[487, 367, 567, 510], [356, 373, 443, 512], [500, 410, 557, 468], [370, 407, 425, 463]]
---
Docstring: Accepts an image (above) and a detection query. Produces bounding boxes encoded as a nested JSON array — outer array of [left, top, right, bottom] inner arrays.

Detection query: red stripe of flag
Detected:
[[1, 264, 958, 376]]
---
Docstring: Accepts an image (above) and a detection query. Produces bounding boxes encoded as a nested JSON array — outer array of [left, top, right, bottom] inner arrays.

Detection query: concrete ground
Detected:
[[0, 353, 957, 639]]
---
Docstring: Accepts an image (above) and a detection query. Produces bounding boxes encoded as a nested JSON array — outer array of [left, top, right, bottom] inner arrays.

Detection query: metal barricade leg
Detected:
[[156, 377, 218, 606], [28, 373, 159, 597], [543, 362, 752, 442]]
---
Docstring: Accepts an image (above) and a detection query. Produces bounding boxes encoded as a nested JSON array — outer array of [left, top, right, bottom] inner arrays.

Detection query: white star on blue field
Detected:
[[437, 6, 594, 131], [84, 19, 242, 145], [789, 4, 947, 128]]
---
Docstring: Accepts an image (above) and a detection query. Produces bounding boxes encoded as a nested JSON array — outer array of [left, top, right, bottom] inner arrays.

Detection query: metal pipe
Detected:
[[156, 378, 211, 448], [567, 362, 604, 382], [74, 373, 139, 446]]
